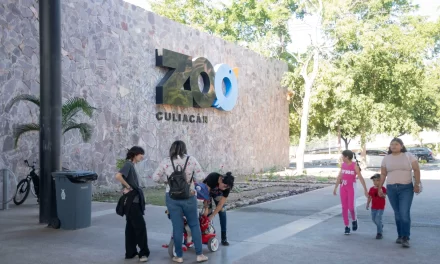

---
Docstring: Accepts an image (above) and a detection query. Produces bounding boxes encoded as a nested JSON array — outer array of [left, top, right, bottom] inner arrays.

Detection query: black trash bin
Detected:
[[52, 171, 98, 230]]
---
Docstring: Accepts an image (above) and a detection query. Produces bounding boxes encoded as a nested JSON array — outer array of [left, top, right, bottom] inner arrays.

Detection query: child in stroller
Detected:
[[164, 182, 219, 258]]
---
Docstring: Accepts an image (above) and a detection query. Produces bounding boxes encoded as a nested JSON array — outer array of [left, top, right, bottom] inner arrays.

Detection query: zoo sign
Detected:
[[155, 49, 239, 111]]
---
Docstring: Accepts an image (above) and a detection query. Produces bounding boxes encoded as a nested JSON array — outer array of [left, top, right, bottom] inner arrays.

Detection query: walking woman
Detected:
[[379, 138, 422, 248], [153, 140, 208, 263], [115, 146, 150, 262]]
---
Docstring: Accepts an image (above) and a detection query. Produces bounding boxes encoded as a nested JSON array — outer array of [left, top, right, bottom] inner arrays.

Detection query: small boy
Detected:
[[366, 174, 387, 239]]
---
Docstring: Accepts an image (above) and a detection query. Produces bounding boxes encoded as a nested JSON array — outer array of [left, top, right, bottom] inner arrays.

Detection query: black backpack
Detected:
[[167, 156, 194, 200]]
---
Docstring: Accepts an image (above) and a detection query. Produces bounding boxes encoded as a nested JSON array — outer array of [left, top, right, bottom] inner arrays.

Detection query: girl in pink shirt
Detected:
[[334, 150, 369, 235]]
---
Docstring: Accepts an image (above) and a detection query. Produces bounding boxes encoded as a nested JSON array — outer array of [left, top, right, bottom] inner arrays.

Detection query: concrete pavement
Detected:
[[1, 171, 439, 264]]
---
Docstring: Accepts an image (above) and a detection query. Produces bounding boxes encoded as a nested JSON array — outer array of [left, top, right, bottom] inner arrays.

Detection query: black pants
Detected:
[[125, 203, 150, 258]]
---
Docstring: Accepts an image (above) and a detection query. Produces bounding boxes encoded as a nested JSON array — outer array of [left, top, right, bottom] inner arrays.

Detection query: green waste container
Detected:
[[52, 171, 98, 230]]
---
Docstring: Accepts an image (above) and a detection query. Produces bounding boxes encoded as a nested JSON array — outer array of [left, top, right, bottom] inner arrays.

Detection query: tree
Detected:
[[151, 0, 299, 57], [4, 95, 96, 147], [327, 0, 440, 163]]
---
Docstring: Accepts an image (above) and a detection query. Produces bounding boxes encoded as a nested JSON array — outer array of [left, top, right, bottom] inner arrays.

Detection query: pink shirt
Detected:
[[340, 162, 357, 187]]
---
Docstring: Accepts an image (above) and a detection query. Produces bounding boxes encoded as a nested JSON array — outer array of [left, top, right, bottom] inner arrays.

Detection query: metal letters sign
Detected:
[[155, 49, 238, 111]]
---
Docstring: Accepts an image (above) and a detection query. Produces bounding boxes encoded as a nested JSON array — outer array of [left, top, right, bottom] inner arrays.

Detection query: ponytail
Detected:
[[353, 153, 362, 171]]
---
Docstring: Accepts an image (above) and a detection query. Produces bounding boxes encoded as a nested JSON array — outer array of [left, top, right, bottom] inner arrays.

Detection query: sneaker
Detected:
[[402, 237, 410, 248], [139, 256, 148, 262], [344, 226, 350, 235], [172, 257, 183, 263], [221, 231, 230, 246], [352, 220, 358, 231], [396, 237, 403, 244], [376, 233, 383, 239], [222, 240, 230, 246], [196, 254, 208, 262]]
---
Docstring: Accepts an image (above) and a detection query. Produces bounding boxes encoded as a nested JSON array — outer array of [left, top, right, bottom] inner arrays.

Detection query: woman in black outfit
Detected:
[[115, 146, 150, 262]]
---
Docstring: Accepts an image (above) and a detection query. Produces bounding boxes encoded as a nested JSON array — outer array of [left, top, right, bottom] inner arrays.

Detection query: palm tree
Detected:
[[5, 94, 96, 148]]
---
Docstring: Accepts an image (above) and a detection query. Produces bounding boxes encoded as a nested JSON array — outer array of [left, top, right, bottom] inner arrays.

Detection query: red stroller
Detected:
[[163, 183, 219, 257]]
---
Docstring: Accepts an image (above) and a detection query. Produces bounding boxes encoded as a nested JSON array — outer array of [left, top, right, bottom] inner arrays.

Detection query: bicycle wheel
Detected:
[[13, 179, 30, 205]]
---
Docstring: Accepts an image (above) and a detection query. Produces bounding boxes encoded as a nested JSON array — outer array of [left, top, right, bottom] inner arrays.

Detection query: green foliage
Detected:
[[116, 159, 126, 170], [152, 0, 440, 145], [151, 0, 299, 57], [285, 0, 440, 145], [4, 95, 96, 147]]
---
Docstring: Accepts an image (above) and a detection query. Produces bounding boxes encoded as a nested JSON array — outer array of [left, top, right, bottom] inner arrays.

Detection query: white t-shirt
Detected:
[[152, 155, 205, 193], [381, 152, 417, 184]]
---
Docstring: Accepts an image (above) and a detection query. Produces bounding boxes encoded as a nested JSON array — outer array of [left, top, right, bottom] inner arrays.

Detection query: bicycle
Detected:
[[13, 160, 39, 205]]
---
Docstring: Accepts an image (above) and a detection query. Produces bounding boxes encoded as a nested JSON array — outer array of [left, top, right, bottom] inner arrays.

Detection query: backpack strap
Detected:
[[189, 171, 194, 184], [182, 156, 190, 172], [171, 158, 176, 171], [182, 156, 194, 184]]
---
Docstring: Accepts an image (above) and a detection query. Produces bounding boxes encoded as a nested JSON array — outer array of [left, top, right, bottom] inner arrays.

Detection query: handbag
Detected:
[[405, 153, 423, 194]]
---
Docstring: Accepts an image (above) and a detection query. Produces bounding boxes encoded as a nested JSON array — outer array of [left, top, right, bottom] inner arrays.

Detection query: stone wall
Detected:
[[0, 0, 289, 190]]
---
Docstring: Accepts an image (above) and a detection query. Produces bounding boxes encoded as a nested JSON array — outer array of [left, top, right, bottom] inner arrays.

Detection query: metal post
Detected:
[[2, 170, 9, 210], [39, 0, 62, 224]]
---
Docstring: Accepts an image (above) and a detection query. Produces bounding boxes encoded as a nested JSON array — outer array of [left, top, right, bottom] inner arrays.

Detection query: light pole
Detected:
[[39, 0, 62, 225]]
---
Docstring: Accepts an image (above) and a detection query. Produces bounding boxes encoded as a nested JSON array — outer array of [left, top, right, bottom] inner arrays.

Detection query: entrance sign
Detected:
[[155, 49, 238, 111]]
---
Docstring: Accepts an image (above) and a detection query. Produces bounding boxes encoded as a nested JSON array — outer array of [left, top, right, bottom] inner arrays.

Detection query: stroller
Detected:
[[164, 183, 219, 257]]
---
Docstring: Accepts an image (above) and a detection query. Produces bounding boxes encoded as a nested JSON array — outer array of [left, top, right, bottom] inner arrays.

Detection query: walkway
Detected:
[[1, 171, 439, 263]]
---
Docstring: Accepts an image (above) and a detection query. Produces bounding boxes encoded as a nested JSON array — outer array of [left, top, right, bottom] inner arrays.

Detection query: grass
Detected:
[[93, 186, 166, 206]]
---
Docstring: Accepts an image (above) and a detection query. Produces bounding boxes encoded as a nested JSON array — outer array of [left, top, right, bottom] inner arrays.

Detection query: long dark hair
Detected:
[[170, 140, 187, 160], [342, 150, 361, 171], [126, 146, 145, 160], [388, 137, 408, 154]]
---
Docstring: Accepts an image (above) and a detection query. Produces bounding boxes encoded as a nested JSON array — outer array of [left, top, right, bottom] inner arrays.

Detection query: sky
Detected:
[[125, 0, 439, 53]]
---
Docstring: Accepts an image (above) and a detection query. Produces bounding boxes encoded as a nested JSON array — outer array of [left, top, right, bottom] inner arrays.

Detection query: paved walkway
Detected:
[[1, 171, 439, 264]]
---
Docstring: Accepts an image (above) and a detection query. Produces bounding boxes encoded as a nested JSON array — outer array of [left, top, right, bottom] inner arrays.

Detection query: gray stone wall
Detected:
[[0, 0, 289, 191]]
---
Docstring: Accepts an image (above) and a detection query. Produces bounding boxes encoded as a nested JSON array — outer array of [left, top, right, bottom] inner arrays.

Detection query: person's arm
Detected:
[[115, 162, 132, 193], [366, 195, 372, 210], [355, 165, 369, 197], [115, 173, 131, 189], [152, 159, 167, 184], [333, 169, 342, 195], [203, 184, 211, 216], [191, 157, 206, 182], [411, 158, 421, 193], [209, 196, 227, 221], [378, 166, 387, 197]]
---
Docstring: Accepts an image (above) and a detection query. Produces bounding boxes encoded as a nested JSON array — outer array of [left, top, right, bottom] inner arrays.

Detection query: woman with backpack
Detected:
[[152, 140, 208, 263]]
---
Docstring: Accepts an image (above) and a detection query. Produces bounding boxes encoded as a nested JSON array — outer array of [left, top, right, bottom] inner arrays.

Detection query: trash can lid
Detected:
[[52, 170, 97, 178]]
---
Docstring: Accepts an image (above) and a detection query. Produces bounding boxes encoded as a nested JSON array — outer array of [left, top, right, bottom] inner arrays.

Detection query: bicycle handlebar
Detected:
[[24, 160, 36, 169]]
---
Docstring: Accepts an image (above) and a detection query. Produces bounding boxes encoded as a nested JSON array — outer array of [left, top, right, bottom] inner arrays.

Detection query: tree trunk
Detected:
[[360, 126, 367, 169], [295, 79, 313, 174], [341, 137, 350, 150], [296, 48, 319, 174], [337, 124, 341, 152]]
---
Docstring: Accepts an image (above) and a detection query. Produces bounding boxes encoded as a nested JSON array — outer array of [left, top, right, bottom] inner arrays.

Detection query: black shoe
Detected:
[[221, 231, 230, 246], [125, 253, 138, 259], [376, 233, 383, 239], [352, 220, 358, 231], [344, 226, 350, 235], [402, 237, 410, 248], [396, 237, 402, 244]]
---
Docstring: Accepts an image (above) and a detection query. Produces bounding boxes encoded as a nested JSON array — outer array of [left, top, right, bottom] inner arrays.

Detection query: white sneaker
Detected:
[[172, 257, 183, 263], [197, 255, 208, 262], [139, 256, 148, 262]]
